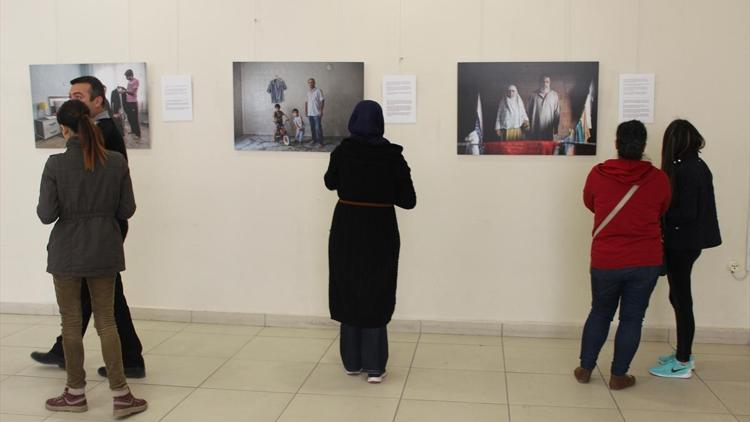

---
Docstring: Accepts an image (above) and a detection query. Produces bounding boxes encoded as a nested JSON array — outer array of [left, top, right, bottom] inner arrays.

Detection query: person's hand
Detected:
[[495, 129, 501, 136], [522, 120, 530, 130]]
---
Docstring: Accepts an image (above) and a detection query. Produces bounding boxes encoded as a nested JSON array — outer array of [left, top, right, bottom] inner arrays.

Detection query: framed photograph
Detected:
[[29, 62, 150, 149], [458, 62, 599, 156], [233, 62, 364, 152]]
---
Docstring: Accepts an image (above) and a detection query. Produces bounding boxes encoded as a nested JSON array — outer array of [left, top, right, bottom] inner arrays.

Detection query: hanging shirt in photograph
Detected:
[[266, 78, 287, 103]]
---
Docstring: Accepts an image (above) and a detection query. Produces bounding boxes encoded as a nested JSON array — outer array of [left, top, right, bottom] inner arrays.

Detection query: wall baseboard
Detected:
[[2, 302, 748, 345]]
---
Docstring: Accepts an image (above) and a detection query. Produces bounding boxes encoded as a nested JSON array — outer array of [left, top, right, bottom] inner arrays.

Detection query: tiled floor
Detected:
[[0, 314, 748, 422]]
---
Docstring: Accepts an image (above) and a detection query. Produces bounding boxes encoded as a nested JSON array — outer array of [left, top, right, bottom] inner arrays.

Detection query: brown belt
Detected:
[[338, 199, 393, 208]]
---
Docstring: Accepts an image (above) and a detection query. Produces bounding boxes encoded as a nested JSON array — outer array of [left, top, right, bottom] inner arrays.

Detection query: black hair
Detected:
[[292, 108, 299, 113], [70, 76, 106, 103], [56, 100, 107, 171], [124, 69, 134, 77], [661, 119, 705, 185], [274, 104, 280, 109], [616, 120, 647, 160]]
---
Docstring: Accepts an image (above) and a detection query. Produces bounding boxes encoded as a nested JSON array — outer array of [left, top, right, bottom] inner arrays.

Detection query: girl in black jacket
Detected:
[[325, 100, 416, 383], [649, 119, 721, 379]]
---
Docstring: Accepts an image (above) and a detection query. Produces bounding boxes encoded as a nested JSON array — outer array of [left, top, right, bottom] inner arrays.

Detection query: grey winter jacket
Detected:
[[37, 137, 135, 277]]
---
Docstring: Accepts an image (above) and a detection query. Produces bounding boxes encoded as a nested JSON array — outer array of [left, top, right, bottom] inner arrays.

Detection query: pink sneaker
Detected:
[[46, 388, 88, 413], [113, 391, 148, 418]]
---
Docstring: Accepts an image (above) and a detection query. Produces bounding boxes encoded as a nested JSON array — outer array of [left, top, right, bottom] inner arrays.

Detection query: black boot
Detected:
[[30, 348, 65, 369]]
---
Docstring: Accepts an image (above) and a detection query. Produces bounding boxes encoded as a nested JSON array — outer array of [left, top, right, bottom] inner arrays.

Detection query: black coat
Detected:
[[324, 138, 416, 327], [37, 137, 136, 277], [663, 152, 721, 251], [97, 117, 129, 237]]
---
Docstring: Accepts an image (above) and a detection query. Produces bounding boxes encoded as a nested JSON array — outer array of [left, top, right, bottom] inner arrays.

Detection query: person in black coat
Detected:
[[324, 100, 416, 383], [31, 76, 145, 379], [649, 119, 721, 378]]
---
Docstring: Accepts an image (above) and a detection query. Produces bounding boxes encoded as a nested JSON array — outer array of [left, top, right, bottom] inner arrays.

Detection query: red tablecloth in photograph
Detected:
[[482, 140, 557, 155]]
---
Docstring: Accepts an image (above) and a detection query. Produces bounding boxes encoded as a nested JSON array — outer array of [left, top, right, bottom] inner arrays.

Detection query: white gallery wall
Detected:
[[1, 0, 748, 330]]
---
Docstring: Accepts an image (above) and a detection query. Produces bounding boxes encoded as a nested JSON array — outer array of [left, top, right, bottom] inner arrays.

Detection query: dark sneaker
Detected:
[[98, 366, 146, 379], [573, 367, 592, 383], [46, 388, 88, 413], [367, 372, 387, 384], [609, 374, 636, 390], [113, 391, 148, 418], [31, 351, 65, 368]]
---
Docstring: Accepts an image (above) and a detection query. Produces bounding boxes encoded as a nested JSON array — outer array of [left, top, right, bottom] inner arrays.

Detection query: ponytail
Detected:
[[56, 100, 108, 171], [77, 116, 107, 171]]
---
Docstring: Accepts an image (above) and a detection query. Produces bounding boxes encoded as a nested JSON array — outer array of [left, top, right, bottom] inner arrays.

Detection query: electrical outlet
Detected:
[[728, 261, 739, 273]]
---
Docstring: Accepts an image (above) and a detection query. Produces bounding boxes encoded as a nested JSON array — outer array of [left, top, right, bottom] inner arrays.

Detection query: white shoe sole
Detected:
[[113, 402, 148, 418], [649, 369, 693, 379], [46, 404, 88, 413]]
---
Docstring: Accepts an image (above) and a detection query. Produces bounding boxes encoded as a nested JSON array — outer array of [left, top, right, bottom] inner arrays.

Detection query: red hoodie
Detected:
[[584, 159, 671, 269]]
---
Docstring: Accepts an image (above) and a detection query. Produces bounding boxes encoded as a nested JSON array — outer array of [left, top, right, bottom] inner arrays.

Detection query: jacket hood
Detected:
[[594, 159, 660, 185]]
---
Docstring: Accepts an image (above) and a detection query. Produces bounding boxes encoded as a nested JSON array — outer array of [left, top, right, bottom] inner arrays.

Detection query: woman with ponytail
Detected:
[[37, 100, 147, 417], [649, 120, 721, 379], [574, 120, 671, 391]]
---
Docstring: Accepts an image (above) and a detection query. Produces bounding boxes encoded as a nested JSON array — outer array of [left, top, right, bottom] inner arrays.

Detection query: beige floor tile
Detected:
[[412, 343, 503, 371], [299, 363, 406, 398], [0, 326, 63, 348], [17, 354, 103, 382], [0, 376, 100, 417], [704, 381, 750, 415], [0, 315, 60, 325], [277, 394, 398, 422], [234, 336, 332, 363], [160, 388, 292, 422], [504, 346, 582, 374], [395, 399, 509, 422], [0, 374, 9, 382], [82, 329, 177, 354], [692, 343, 750, 356], [51, 382, 194, 422], [507, 372, 615, 409], [389, 332, 419, 343], [510, 405, 623, 422], [621, 410, 738, 421], [612, 376, 728, 413], [419, 333, 502, 346], [0, 346, 37, 375], [735, 416, 750, 422], [43, 418, 111, 422], [598, 347, 665, 376], [181, 323, 263, 336], [601, 341, 674, 355], [502, 337, 581, 350], [202, 359, 315, 393], [0, 414, 47, 422], [320, 340, 416, 367], [694, 354, 750, 382], [403, 367, 507, 404], [258, 327, 338, 339], [131, 321, 188, 332], [147, 332, 251, 358], [127, 355, 225, 387], [0, 324, 33, 339]]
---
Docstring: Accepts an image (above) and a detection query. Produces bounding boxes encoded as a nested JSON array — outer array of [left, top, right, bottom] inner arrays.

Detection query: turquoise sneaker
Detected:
[[657, 353, 695, 369], [649, 359, 692, 379]]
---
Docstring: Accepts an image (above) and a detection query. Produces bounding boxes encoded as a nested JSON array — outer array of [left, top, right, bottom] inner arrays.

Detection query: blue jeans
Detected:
[[340, 323, 388, 374], [308, 115, 323, 144], [579, 265, 660, 376]]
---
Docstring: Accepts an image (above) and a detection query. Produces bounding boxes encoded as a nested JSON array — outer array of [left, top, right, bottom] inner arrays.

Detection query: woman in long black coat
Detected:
[[324, 100, 416, 383]]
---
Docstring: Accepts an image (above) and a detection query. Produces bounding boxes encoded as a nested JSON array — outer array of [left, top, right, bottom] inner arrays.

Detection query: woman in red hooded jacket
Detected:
[[574, 120, 671, 391]]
